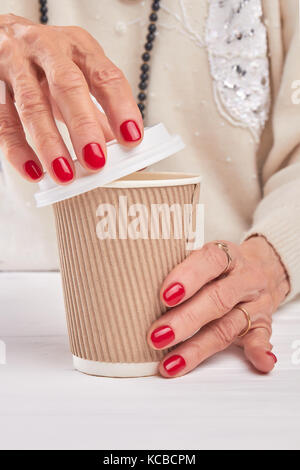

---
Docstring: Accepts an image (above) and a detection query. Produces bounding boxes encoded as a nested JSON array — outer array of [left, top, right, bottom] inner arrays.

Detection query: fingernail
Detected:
[[52, 157, 74, 183], [151, 326, 175, 349], [83, 143, 106, 170], [120, 120, 142, 142], [24, 160, 43, 180], [163, 355, 186, 376], [163, 283, 185, 307], [266, 351, 278, 364]]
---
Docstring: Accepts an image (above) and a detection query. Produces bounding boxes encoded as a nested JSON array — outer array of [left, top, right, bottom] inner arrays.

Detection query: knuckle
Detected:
[[208, 283, 235, 315], [0, 13, 17, 25], [204, 243, 227, 272], [22, 24, 41, 42], [64, 26, 98, 49], [51, 66, 83, 94], [26, 28, 62, 56], [188, 339, 203, 361], [70, 112, 98, 134], [37, 131, 61, 149], [210, 318, 236, 348], [0, 28, 18, 59], [16, 87, 46, 119], [0, 117, 19, 138], [0, 35, 12, 57], [182, 305, 200, 328], [0, 118, 23, 151], [66, 25, 87, 37], [92, 65, 125, 89]]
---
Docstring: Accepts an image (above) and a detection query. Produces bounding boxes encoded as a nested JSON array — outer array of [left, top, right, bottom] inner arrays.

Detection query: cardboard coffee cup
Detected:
[[35, 124, 202, 377]]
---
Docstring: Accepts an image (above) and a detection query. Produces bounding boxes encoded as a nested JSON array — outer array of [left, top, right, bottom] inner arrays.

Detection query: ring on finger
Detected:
[[236, 306, 252, 338], [214, 241, 232, 275]]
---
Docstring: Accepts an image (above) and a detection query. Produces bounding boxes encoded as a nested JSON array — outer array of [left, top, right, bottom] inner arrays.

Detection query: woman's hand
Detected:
[[148, 236, 290, 377], [0, 14, 143, 184]]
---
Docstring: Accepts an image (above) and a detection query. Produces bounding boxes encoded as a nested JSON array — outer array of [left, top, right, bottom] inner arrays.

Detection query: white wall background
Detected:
[[0, 150, 61, 271], [0, 154, 59, 271]]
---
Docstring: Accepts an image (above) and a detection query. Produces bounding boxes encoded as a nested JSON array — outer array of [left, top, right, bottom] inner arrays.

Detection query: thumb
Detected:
[[242, 327, 277, 373]]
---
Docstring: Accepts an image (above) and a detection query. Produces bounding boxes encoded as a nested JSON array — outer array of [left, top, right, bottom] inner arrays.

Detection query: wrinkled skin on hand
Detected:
[[0, 14, 143, 183], [148, 236, 290, 378]]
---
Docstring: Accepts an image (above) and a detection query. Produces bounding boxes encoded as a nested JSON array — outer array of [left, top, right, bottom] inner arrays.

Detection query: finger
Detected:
[[51, 97, 114, 142], [90, 60, 143, 146], [90, 96, 115, 142], [42, 58, 107, 172], [0, 88, 43, 182], [42, 78, 114, 142], [68, 27, 143, 146], [158, 306, 250, 378], [160, 241, 239, 307], [12, 68, 75, 185], [95, 107, 114, 142], [149, 272, 260, 350], [238, 294, 276, 373], [242, 328, 276, 373]]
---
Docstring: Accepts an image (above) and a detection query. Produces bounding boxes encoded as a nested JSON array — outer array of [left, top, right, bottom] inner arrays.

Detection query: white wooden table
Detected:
[[0, 272, 299, 450]]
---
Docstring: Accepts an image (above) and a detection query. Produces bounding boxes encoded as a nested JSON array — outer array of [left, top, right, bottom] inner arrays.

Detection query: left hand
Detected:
[[148, 236, 290, 378]]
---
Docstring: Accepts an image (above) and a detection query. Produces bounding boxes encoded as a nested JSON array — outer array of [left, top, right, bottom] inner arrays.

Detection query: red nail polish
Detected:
[[151, 326, 175, 349], [120, 120, 141, 142], [52, 157, 74, 183], [24, 160, 43, 180], [163, 355, 186, 376], [163, 283, 185, 307], [83, 143, 106, 170], [266, 351, 277, 364]]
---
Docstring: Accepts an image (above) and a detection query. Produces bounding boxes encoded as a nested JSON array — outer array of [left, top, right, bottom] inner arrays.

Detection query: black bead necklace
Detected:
[[39, 0, 48, 24], [38, 0, 160, 121], [137, 0, 160, 120]]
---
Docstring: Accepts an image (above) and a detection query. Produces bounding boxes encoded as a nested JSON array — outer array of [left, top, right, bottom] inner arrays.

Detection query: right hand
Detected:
[[0, 14, 143, 184]]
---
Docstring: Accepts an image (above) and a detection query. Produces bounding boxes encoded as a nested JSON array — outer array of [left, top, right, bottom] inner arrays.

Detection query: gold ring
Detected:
[[214, 242, 232, 275], [236, 306, 252, 338]]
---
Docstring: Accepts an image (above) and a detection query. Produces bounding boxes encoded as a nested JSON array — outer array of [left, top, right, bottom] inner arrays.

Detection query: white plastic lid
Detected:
[[35, 123, 185, 208]]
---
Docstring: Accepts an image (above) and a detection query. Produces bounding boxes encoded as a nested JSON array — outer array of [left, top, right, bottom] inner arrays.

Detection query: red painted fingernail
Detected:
[[120, 120, 141, 142], [151, 326, 175, 349], [83, 143, 106, 170], [24, 160, 43, 180], [163, 355, 186, 376], [266, 351, 277, 364], [52, 157, 74, 183], [163, 283, 185, 307]]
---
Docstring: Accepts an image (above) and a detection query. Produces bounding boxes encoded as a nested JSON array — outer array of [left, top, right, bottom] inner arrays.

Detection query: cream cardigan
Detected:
[[0, 0, 299, 301]]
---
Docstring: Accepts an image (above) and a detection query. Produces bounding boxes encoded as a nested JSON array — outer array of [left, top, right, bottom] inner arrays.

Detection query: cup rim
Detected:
[[104, 172, 202, 189]]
